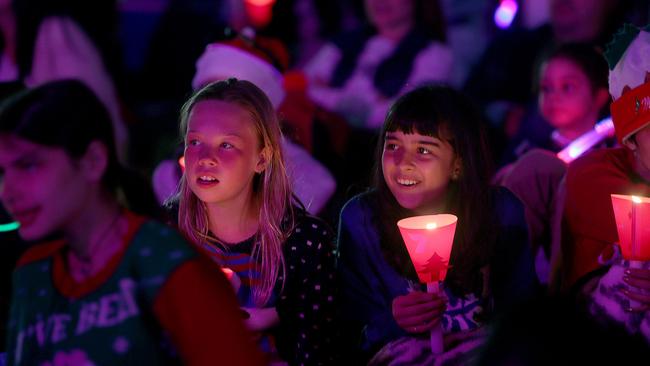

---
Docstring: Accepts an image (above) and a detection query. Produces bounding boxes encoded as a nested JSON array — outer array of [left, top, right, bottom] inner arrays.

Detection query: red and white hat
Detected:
[[606, 24, 650, 144], [192, 32, 289, 109]]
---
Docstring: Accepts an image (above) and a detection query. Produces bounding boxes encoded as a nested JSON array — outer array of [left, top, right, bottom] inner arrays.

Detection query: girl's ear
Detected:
[[80, 140, 109, 182], [451, 157, 462, 181], [255, 146, 272, 173], [623, 136, 638, 152]]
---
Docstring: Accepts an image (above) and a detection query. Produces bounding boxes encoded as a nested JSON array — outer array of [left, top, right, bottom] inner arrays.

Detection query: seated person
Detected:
[[560, 24, 650, 343]]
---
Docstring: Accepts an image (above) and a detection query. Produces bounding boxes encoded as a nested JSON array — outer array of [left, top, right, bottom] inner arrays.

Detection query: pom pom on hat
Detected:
[[606, 23, 650, 144], [192, 30, 289, 108]]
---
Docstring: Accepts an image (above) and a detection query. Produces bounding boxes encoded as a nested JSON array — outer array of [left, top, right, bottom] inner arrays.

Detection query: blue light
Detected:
[[494, 0, 518, 29], [0, 221, 19, 232]]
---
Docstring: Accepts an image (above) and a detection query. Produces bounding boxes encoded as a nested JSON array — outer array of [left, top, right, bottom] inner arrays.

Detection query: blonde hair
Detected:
[[176, 78, 295, 306]]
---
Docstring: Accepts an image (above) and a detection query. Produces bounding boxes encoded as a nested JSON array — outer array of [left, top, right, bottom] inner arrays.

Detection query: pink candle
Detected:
[[398, 214, 458, 354], [610, 194, 650, 260]]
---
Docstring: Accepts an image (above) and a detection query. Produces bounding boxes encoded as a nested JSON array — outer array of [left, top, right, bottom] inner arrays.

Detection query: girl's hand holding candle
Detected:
[[392, 291, 447, 334]]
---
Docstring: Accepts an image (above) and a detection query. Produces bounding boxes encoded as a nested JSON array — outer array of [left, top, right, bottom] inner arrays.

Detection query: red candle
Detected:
[[611, 194, 650, 260]]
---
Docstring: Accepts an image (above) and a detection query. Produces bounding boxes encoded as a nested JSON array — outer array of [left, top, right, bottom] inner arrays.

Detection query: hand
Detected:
[[242, 307, 280, 332], [621, 267, 650, 312], [392, 291, 447, 334]]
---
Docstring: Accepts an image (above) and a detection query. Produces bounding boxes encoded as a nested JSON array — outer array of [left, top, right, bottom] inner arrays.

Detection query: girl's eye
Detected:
[[561, 83, 575, 92], [17, 159, 39, 171], [385, 143, 399, 151], [221, 142, 234, 149], [417, 147, 432, 155], [187, 139, 200, 147]]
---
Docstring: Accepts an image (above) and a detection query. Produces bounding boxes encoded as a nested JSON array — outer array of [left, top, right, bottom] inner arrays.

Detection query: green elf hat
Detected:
[[605, 23, 650, 144]]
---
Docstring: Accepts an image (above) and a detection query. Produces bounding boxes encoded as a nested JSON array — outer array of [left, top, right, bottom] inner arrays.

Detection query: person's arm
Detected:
[[576, 247, 650, 341], [490, 188, 539, 311], [276, 217, 338, 365], [336, 200, 404, 359], [153, 257, 266, 366]]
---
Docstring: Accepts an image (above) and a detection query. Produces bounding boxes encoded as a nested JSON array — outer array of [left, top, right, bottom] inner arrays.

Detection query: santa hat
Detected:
[[192, 30, 289, 109], [605, 24, 650, 144]]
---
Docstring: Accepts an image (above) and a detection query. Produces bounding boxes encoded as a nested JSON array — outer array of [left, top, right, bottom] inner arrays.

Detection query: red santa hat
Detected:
[[605, 24, 650, 144], [192, 30, 289, 109]]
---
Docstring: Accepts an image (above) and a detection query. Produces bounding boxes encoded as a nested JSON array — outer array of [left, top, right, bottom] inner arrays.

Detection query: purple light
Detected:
[[556, 117, 614, 163], [494, 0, 518, 29]]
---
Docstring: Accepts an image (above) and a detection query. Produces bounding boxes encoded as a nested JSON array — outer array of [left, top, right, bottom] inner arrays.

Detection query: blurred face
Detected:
[[0, 136, 90, 241], [365, 0, 414, 32], [382, 130, 459, 213], [184, 100, 266, 209], [539, 57, 601, 132], [550, 0, 614, 42]]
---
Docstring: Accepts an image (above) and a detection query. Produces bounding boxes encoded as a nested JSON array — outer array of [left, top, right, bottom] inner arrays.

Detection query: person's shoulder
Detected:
[[285, 211, 336, 257], [340, 191, 375, 222], [131, 215, 196, 256], [570, 147, 630, 169], [293, 212, 333, 238], [567, 147, 632, 183], [490, 185, 525, 222]]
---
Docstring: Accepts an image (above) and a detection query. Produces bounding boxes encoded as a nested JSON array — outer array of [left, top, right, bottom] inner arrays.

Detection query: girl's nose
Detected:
[[397, 150, 416, 168], [198, 156, 217, 167]]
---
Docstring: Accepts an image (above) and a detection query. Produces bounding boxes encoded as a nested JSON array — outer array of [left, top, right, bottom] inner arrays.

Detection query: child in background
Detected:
[[560, 24, 650, 342], [175, 78, 337, 365], [503, 43, 612, 163], [337, 85, 538, 365], [538, 43, 611, 148], [496, 43, 612, 284], [0, 80, 264, 366]]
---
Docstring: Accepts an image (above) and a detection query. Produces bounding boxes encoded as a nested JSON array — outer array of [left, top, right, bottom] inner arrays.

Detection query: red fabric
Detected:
[[222, 36, 289, 72], [16, 240, 65, 268], [153, 256, 266, 366], [278, 72, 316, 152], [611, 81, 650, 143], [562, 147, 650, 289], [52, 212, 146, 299]]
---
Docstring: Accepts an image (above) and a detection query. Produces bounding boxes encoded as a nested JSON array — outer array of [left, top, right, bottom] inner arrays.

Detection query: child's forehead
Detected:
[[543, 57, 584, 74], [188, 100, 256, 133], [0, 135, 48, 162], [385, 130, 443, 142]]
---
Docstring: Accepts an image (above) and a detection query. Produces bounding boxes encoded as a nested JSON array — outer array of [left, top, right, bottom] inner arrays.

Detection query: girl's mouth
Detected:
[[12, 207, 40, 228], [397, 178, 420, 187], [197, 175, 219, 186]]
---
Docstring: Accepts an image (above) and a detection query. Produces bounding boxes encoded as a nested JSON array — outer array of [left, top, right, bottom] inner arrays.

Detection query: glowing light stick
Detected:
[[0, 221, 19, 232], [398, 214, 458, 354], [494, 0, 518, 29], [557, 117, 614, 163]]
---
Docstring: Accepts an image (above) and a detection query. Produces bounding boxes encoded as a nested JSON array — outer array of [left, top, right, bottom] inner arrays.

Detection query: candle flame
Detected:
[[632, 196, 642, 204], [426, 223, 437, 230]]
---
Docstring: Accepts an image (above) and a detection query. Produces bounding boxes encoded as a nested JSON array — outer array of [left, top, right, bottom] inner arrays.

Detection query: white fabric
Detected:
[[303, 36, 453, 129], [0, 52, 18, 82], [282, 138, 336, 214], [192, 44, 286, 108], [608, 30, 650, 100], [26, 16, 128, 162]]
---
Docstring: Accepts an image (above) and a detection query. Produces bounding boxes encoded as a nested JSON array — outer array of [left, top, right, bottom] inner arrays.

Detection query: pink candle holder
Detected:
[[611, 194, 650, 261], [397, 214, 458, 354]]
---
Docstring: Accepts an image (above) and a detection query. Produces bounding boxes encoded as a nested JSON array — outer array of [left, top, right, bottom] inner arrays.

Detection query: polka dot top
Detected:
[[201, 212, 339, 365]]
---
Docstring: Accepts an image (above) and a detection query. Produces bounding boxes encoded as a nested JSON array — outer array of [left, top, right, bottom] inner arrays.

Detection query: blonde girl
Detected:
[[176, 78, 337, 365]]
